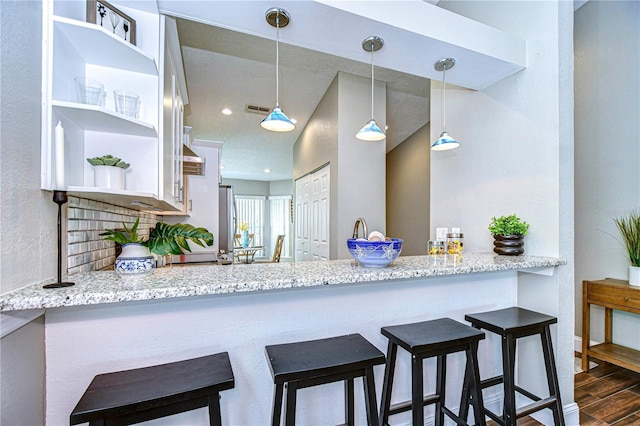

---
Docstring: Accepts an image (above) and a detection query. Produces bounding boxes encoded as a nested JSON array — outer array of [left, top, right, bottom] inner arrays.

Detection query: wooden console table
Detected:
[[582, 278, 640, 372]]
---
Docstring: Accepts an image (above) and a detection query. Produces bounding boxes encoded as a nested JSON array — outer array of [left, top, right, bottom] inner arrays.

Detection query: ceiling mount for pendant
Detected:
[[265, 7, 290, 28], [434, 58, 455, 73], [361, 35, 383, 53]]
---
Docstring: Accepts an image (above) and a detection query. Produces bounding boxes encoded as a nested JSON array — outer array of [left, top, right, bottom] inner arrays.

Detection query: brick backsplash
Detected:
[[66, 197, 157, 275]]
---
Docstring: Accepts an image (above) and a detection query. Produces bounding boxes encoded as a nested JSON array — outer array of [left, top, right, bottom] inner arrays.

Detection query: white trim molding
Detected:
[[1, 309, 45, 338]]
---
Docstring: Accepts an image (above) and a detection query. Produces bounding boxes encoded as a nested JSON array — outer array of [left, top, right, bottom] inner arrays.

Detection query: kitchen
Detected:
[[1, 1, 638, 425]]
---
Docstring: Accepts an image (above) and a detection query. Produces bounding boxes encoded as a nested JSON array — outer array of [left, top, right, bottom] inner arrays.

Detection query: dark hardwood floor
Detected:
[[576, 362, 640, 425]]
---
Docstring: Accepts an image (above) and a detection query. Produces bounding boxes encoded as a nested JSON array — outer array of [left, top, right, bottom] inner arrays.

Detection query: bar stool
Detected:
[[265, 333, 385, 426], [379, 317, 486, 426], [462, 307, 564, 426], [70, 352, 234, 426]]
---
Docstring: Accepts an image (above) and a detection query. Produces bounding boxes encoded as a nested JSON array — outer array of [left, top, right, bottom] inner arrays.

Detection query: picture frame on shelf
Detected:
[[86, 0, 136, 45]]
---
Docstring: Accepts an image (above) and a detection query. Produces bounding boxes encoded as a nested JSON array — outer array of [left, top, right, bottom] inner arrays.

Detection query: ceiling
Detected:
[[176, 17, 430, 182]]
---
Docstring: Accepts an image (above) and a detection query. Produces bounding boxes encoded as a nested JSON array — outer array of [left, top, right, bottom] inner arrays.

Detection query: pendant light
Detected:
[[356, 36, 385, 141], [431, 58, 460, 151], [261, 8, 295, 132]]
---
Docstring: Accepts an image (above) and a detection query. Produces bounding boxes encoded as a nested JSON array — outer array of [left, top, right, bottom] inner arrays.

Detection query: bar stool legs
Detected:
[[379, 318, 486, 426], [464, 307, 565, 426]]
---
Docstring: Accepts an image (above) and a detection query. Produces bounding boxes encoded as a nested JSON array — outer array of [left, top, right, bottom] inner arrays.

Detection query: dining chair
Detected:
[[254, 234, 285, 263]]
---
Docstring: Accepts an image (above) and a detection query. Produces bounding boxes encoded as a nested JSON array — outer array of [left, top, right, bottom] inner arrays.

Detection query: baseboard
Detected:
[[574, 335, 600, 353]]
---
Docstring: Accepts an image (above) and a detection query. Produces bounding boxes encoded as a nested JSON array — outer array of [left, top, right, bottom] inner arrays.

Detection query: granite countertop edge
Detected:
[[0, 253, 566, 312]]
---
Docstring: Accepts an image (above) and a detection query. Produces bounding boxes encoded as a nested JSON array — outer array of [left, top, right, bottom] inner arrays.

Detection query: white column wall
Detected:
[[574, 0, 640, 349], [0, 1, 49, 423], [433, 1, 576, 423]]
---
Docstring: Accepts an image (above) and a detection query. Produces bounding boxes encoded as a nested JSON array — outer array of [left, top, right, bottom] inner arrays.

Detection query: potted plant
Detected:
[[87, 154, 130, 190], [488, 214, 530, 255], [614, 211, 640, 286], [101, 218, 214, 274]]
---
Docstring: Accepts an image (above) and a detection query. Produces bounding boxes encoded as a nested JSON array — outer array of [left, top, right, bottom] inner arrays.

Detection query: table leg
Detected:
[[605, 307, 613, 343], [582, 282, 590, 372]]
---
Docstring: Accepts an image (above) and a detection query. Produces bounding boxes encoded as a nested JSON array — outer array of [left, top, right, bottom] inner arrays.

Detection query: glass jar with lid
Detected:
[[427, 240, 445, 255], [446, 233, 464, 255]]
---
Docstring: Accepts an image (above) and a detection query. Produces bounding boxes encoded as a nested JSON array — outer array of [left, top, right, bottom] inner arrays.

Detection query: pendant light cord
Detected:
[[275, 12, 280, 108], [441, 66, 447, 132], [370, 41, 375, 120]]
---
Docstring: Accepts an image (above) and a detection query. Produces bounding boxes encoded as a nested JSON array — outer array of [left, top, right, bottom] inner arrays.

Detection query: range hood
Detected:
[[183, 144, 205, 176]]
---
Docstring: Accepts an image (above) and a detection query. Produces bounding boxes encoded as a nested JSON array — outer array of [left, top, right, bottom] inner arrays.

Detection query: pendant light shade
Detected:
[[356, 36, 385, 141], [261, 8, 295, 132], [431, 58, 459, 151]]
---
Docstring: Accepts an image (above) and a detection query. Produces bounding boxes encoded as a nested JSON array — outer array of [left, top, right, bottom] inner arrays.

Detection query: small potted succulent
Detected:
[[488, 214, 530, 255], [614, 211, 640, 286], [101, 218, 214, 274], [87, 154, 130, 190]]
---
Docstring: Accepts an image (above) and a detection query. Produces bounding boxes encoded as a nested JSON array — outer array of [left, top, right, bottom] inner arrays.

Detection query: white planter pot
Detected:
[[115, 243, 154, 274], [93, 165, 125, 190], [629, 266, 640, 286]]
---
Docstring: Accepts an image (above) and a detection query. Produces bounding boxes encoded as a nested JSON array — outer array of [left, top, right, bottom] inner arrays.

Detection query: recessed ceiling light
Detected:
[[264, 168, 271, 173], [221, 108, 232, 115], [220, 165, 225, 169], [385, 125, 388, 130]]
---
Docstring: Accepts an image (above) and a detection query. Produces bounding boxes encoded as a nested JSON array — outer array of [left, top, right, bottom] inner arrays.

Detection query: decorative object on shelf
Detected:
[[239, 222, 250, 248], [356, 36, 386, 141], [446, 232, 464, 255], [74, 77, 105, 106], [347, 237, 403, 268], [101, 218, 214, 273], [488, 214, 529, 255], [431, 58, 460, 151], [86, 0, 136, 45], [43, 190, 76, 288], [87, 155, 130, 190], [114, 90, 140, 118], [261, 7, 295, 132], [614, 211, 640, 286]]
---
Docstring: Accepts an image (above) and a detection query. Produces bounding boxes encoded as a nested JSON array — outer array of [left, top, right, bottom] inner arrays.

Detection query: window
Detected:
[[269, 195, 292, 258], [235, 196, 265, 247]]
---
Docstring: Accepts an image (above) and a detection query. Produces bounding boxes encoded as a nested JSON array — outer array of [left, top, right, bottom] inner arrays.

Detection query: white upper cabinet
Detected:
[[41, 0, 183, 211]]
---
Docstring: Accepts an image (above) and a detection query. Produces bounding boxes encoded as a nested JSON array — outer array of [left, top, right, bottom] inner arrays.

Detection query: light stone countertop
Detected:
[[0, 253, 566, 311]]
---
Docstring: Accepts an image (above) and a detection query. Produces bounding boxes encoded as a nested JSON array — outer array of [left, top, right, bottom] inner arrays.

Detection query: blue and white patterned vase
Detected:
[[240, 230, 250, 248], [115, 243, 154, 274]]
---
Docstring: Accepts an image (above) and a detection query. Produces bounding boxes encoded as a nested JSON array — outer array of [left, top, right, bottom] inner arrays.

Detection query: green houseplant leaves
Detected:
[[488, 214, 530, 236], [614, 211, 640, 267], [100, 218, 214, 255]]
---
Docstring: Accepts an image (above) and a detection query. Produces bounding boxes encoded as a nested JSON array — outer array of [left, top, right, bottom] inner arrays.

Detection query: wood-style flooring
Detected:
[[487, 361, 640, 425], [576, 362, 640, 425]]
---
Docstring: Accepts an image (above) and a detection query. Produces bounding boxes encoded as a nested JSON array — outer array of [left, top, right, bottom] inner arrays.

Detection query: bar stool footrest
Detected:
[[479, 375, 504, 389], [516, 396, 559, 418], [387, 393, 441, 416]]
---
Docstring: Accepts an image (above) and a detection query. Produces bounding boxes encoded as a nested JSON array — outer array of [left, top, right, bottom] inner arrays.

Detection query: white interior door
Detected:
[[295, 174, 311, 261], [311, 165, 330, 260], [295, 164, 330, 262]]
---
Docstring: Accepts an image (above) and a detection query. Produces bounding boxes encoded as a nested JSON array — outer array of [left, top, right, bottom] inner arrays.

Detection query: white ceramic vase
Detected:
[[93, 165, 125, 190], [115, 243, 154, 274], [629, 266, 640, 286]]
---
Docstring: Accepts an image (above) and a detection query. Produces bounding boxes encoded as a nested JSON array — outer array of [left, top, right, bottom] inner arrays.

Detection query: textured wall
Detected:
[[574, 1, 640, 346], [386, 123, 430, 255]]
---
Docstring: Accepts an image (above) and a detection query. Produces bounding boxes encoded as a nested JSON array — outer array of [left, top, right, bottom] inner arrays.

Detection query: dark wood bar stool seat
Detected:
[[265, 333, 385, 426], [379, 317, 487, 426], [70, 352, 234, 426], [462, 307, 564, 426]]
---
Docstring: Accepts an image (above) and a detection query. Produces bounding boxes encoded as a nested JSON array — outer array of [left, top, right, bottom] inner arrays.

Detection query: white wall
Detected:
[[336, 72, 386, 259], [574, 1, 640, 347], [0, 0, 48, 422], [434, 1, 576, 422]]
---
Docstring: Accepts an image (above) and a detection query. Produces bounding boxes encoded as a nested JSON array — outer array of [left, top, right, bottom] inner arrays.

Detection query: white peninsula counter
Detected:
[[0, 253, 576, 425]]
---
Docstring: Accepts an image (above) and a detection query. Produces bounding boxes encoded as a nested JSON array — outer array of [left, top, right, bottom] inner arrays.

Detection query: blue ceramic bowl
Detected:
[[347, 238, 403, 268]]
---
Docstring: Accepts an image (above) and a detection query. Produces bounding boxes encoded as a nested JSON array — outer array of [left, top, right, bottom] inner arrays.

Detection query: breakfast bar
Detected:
[[0, 253, 568, 425]]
